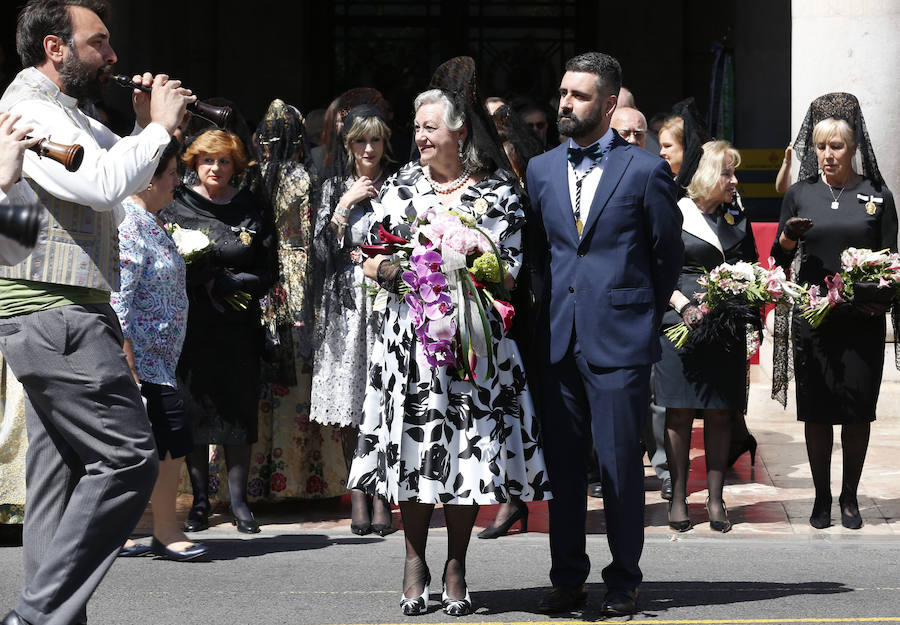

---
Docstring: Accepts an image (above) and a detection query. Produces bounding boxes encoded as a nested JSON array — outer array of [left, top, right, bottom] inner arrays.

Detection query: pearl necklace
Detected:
[[422, 164, 472, 194]]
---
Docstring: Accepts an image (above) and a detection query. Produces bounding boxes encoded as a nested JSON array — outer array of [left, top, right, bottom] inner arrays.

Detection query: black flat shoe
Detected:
[[839, 494, 863, 529], [118, 543, 152, 557], [150, 537, 209, 561], [477, 502, 528, 539], [809, 496, 832, 529], [667, 499, 692, 532], [600, 588, 638, 616], [371, 523, 398, 537], [233, 516, 261, 534], [2, 610, 33, 625], [588, 482, 603, 498], [535, 585, 587, 614], [706, 498, 732, 533]]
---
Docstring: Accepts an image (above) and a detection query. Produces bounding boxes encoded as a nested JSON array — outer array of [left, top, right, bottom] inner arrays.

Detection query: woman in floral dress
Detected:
[[348, 83, 550, 617]]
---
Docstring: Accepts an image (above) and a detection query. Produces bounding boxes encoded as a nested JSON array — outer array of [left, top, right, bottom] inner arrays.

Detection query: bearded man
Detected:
[[0, 1, 193, 623], [525, 52, 683, 617]]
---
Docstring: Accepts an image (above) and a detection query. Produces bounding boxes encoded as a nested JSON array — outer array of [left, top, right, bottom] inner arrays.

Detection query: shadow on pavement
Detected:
[[471, 580, 852, 617]]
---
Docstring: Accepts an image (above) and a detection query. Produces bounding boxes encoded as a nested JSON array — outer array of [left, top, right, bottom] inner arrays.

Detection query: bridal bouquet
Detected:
[[364, 207, 514, 380], [166, 224, 252, 311], [799, 247, 900, 327], [666, 259, 802, 350]]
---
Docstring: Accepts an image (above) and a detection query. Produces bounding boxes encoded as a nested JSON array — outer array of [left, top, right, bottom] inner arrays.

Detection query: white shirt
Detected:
[[3, 68, 170, 216], [566, 127, 614, 225], [0, 179, 42, 266]]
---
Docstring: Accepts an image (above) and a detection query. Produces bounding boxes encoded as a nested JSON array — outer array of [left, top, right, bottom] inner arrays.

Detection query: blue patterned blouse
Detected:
[[111, 197, 189, 387]]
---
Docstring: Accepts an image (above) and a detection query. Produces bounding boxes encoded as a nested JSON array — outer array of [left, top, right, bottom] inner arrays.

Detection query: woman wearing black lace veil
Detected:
[[347, 57, 550, 616], [771, 92, 897, 530], [246, 100, 347, 503], [310, 105, 396, 536], [658, 98, 710, 198]]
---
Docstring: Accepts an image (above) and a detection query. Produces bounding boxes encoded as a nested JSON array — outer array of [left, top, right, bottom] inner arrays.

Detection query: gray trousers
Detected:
[[0, 304, 158, 625], [645, 367, 669, 481]]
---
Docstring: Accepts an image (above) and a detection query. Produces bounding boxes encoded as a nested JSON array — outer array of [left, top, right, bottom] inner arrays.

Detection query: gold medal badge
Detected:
[[865, 201, 876, 215], [724, 212, 735, 225], [239, 231, 252, 246]]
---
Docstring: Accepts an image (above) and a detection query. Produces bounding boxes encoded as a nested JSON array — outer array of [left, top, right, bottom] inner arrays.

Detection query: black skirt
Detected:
[[792, 306, 885, 424], [654, 334, 748, 411]]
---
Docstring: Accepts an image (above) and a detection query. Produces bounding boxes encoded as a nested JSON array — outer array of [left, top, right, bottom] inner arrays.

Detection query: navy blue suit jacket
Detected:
[[525, 134, 683, 367]]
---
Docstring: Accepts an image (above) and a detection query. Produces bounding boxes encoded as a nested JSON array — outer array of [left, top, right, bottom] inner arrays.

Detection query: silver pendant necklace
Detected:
[[824, 179, 845, 210]]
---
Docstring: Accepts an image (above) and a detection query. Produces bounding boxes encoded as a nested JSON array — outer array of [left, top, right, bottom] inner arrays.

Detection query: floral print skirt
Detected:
[[348, 298, 551, 505]]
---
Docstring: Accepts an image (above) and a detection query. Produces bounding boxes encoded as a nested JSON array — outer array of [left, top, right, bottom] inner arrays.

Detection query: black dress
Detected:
[[771, 177, 897, 424], [162, 186, 274, 444], [655, 198, 758, 410]]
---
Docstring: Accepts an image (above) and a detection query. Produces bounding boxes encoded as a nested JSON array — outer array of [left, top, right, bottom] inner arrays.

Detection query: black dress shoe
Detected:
[[588, 482, 603, 498], [600, 588, 638, 616], [150, 537, 209, 561], [2, 611, 32, 625], [118, 543, 152, 557], [661, 477, 673, 500], [536, 586, 587, 614], [839, 494, 863, 529], [233, 516, 261, 534]]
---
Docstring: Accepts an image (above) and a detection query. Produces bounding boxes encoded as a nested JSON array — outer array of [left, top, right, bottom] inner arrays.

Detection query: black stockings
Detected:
[[185, 443, 254, 521], [805, 421, 871, 515], [398, 502, 478, 600], [665, 408, 731, 523]]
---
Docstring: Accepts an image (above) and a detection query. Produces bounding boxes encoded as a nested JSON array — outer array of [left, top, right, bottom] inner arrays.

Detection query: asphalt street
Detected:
[[2, 528, 899, 625]]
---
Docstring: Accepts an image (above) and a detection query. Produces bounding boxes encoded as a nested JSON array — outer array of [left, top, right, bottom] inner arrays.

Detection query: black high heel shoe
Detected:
[[706, 498, 732, 533], [809, 495, 832, 529], [727, 434, 758, 467], [839, 493, 862, 529], [477, 500, 528, 539], [232, 512, 261, 534], [667, 499, 692, 532], [183, 500, 210, 532]]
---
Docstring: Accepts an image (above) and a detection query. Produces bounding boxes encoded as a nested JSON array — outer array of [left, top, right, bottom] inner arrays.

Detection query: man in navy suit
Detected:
[[525, 52, 683, 617]]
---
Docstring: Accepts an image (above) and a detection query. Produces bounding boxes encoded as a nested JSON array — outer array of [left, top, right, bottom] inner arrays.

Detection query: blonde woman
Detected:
[[310, 106, 394, 535], [656, 140, 758, 533]]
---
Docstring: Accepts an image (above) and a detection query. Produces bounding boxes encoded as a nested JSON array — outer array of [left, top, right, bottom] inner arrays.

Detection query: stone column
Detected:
[[791, 1, 900, 200]]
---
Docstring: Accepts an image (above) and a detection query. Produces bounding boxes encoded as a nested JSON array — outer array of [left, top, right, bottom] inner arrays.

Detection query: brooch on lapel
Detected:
[[857, 193, 883, 216], [472, 197, 489, 216], [231, 226, 256, 246], [723, 189, 745, 225]]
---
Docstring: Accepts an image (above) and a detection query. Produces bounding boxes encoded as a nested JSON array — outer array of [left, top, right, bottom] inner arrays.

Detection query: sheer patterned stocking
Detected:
[[443, 503, 479, 600], [399, 502, 435, 598]]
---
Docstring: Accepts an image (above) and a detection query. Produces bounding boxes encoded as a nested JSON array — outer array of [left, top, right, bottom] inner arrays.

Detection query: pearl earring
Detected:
[[458, 139, 464, 159]]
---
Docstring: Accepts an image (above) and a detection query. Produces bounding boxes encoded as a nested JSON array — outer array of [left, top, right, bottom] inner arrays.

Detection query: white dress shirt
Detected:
[[566, 127, 614, 225], [2, 68, 170, 216]]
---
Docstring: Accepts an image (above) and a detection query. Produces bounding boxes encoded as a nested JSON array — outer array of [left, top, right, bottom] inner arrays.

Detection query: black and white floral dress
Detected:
[[347, 163, 551, 505]]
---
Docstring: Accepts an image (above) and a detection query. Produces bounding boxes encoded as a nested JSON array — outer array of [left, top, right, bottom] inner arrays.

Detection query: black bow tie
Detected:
[[567, 142, 605, 166]]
